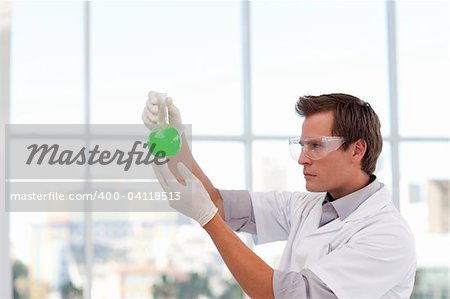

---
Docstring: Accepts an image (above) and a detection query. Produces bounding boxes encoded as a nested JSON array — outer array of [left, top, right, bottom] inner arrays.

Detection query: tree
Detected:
[[153, 272, 212, 299], [176, 273, 212, 299], [219, 280, 243, 299], [60, 280, 83, 299], [13, 259, 28, 299]]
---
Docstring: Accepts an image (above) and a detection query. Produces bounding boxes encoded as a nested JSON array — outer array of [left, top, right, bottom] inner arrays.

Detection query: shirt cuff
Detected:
[[219, 189, 257, 234], [273, 269, 337, 299]]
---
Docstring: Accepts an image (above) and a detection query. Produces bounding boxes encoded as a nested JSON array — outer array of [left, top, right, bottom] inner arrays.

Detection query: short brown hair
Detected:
[[295, 93, 382, 174]]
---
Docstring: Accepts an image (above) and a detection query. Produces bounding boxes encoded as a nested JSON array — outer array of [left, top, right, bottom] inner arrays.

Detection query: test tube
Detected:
[[157, 93, 169, 126]]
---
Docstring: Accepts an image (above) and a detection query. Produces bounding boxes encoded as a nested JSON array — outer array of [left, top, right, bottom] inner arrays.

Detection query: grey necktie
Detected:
[[319, 201, 338, 227]]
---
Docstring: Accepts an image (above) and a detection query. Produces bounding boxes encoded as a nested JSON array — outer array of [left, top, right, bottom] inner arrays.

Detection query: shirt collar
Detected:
[[323, 174, 381, 221]]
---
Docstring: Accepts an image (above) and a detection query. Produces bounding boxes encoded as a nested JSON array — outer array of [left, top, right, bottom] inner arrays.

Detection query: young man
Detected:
[[142, 92, 417, 299]]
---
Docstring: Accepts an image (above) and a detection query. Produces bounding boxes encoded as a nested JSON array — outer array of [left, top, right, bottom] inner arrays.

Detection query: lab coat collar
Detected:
[[330, 175, 380, 221], [304, 199, 343, 236], [309, 184, 391, 236], [343, 183, 391, 222]]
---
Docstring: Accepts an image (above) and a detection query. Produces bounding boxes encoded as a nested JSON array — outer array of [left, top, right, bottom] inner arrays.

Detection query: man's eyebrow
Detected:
[[301, 137, 321, 142]]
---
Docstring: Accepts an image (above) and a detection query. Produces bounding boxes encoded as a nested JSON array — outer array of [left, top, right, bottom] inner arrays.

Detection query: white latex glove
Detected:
[[142, 91, 182, 130], [154, 162, 218, 227]]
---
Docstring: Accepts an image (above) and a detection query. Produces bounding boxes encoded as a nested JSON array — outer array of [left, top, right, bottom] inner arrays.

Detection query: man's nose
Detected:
[[298, 150, 311, 165]]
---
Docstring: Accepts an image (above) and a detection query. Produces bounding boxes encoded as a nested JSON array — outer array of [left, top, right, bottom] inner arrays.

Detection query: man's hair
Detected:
[[295, 93, 382, 174]]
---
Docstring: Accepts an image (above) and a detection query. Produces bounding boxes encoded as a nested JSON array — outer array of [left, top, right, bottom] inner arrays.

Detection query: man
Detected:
[[142, 92, 416, 299]]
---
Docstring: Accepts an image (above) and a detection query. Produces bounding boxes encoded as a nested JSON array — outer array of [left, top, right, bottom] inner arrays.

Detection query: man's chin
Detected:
[[305, 182, 324, 193]]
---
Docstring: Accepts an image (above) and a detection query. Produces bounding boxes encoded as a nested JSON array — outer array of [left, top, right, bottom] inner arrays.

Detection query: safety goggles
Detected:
[[289, 136, 346, 160]]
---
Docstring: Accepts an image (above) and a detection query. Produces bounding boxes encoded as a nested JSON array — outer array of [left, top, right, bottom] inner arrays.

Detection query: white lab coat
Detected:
[[251, 184, 416, 299]]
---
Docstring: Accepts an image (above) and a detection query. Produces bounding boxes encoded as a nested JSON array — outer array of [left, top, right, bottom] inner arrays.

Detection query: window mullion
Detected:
[[387, 0, 401, 209], [0, 2, 12, 298]]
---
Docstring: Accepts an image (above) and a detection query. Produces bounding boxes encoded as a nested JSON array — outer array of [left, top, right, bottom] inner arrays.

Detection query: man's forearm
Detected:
[[203, 213, 274, 299]]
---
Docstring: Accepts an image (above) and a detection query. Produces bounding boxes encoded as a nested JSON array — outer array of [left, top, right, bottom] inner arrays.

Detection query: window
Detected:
[[3, 1, 449, 298], [9, 2, 87, 298], [396, 2, 449, 297], [251, 1, 390, 137]]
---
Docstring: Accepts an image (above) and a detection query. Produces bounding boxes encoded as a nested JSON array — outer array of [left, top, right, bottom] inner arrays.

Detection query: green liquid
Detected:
[[147, 125, 181, 157]]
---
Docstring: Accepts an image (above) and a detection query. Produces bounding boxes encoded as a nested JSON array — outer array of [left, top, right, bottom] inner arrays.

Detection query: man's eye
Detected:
[[311, 143, 322, 149]]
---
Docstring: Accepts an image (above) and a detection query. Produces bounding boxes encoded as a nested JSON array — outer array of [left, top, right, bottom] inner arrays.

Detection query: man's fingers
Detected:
[[168, 161, 187, 186], [149, 113, 159, 123], [167, 97, 178, 114], [142, 110, 151, 124], [157, 163, 182, 186], [148, 90, 158, 98], [150, 105, 159, 114], [142, 105, 159, 125], [176, 162, 194, 182], [142, 111, 155, 130], [152, 164, 168, 189], [146, 99, 159, 116], [148, 91, 159, 104]]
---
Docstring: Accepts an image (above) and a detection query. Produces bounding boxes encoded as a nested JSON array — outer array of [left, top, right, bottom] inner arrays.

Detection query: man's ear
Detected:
[[352, 139, 367, 162]]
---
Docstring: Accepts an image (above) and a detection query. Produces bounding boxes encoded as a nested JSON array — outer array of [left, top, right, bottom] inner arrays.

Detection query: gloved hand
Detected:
[[154, 162, 218, 227], [142, 91, 194, 185], [142, 91, 182, 130]]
